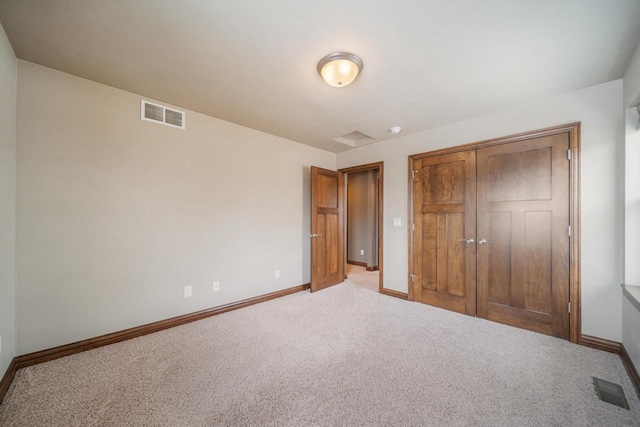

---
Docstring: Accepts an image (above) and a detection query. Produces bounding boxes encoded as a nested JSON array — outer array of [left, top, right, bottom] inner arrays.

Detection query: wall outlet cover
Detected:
[[213, 281, 220, 292], [184, 286, 192, 298]]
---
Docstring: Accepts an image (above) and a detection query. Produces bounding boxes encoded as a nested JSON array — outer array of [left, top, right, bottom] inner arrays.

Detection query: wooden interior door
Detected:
[[476, 134, 570, 338], [310, 166, 344, 292], [411, 151, 477, 315]]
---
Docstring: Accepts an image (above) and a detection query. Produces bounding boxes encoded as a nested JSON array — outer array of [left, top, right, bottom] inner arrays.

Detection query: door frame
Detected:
[[339, 162, 392, 297], [407, 123, 581, 343]]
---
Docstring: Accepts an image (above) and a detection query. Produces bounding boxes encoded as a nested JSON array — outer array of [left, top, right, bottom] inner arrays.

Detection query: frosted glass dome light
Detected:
[[317, 52, 363, 87]]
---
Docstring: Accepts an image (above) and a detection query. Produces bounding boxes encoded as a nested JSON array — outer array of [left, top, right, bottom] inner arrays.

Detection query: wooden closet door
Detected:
[[411, 151, 477, 315], [476, 134, 570, 339]]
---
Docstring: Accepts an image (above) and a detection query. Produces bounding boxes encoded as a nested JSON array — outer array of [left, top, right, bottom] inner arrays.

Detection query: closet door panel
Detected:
[[411, 151, 476, 315], [477, 134, 570, 339]]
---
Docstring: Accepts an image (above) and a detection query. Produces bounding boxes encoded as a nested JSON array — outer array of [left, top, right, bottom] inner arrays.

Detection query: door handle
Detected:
[[478, 239, 493, 245], [458, 238, 475, 244], [310, 234, 322, 238]]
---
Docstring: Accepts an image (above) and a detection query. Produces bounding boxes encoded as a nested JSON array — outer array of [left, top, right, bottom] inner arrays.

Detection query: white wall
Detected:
[[0, 25, 17, 378], [16, 61, 336, 355], [622, 290, 640, 373], [622, 41, 640, 374], [623, 40, 640, 108], [338, 80, 625, 342], [347, 170, 378, 267], [347, 171, 369, 264], [625, 108, 640, 286]]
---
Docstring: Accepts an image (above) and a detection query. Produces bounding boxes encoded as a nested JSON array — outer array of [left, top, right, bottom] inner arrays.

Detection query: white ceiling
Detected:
[[1, 0, 640, 152]]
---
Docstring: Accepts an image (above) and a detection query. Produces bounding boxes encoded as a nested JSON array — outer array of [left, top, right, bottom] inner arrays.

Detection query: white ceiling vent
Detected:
[[333, 131, 376, 148], [141, 100, 185, 129]]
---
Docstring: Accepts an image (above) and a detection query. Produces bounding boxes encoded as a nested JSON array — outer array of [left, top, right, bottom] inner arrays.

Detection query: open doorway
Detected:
[[339, 162, 383, 294]]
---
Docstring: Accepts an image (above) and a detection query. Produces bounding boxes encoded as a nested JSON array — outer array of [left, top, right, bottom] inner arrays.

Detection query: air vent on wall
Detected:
[[141, 100, 185, 129]]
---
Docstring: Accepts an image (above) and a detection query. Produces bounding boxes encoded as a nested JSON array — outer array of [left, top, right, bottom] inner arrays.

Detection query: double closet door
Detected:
[[410, 132, 571, 339]]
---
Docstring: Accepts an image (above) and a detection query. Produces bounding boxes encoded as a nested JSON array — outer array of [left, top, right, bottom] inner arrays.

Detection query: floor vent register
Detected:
[[593, 377, 630, 410]]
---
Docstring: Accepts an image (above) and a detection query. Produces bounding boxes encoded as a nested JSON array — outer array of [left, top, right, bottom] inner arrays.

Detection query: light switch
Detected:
[[393, 218, 402, 227]]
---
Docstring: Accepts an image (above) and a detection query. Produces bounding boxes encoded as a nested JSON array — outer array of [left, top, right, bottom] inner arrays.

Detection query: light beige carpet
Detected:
[[1, 278, 639, 426], [346, 263, 379, 292]]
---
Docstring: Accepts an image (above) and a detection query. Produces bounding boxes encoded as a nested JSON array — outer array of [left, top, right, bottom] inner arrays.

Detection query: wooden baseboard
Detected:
[[0, 358, 17, 405], [13, 283, 309, 371], [347, 260, 367, 267], [7, 289, 633, 404], [621, 343, 640, 396], [580, 335, 621, 354], [380, 288, 408, 300], [347, 260, 378, 271], [577, 335, 640, 398]]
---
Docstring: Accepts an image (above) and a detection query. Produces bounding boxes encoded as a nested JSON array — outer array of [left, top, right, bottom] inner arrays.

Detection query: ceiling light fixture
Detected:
[[317, 52, 363, 87]]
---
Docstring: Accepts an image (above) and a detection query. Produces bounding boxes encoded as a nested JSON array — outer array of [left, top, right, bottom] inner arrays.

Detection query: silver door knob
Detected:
[[458, 238, 475, 244], [478, 239, 493, 245], [310, 234, 322, 238]]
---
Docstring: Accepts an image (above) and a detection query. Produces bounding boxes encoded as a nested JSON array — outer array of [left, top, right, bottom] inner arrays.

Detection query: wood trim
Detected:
[[339, 161, 383, 175], [407, 123, 581, 343], [378, 164, 384, 293], [339, 161, 384, 295], [347, 260, 367, 267], [0, 358, 17, 405], [408, 122, 581, 160], [579, 335, 639, 397], [569, 123, 581, 344], [365, 266, 379, 271], [14, 284, 309, 370], [580, 335, 621, 354], [380, 289, 408, 300], [407, 155, 415, 301], [621, 344, 640, 396]]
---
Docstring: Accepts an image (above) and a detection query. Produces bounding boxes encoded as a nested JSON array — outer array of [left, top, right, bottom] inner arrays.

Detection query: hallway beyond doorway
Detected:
[[346, 264, 379, 293]]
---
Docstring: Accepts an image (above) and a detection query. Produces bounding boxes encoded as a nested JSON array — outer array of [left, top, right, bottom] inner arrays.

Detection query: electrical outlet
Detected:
[[275, 270, 280, 279], [360, 249, 364, 256], [184, 286, 192, 298], [213, 281, 220, 292]]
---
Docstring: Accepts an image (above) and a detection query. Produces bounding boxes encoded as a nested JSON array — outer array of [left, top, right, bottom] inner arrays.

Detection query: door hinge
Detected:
[[568, 225, 571, 237], [410, 274, 416, 283], [411, 170, 419, 180], [567, 149, 572, 160], [568, 302, 572, 314], [412, 223, 415, 231]]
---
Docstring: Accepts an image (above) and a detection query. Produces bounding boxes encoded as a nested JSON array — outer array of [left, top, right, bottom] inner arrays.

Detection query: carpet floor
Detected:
[[1, 279, 638, 426], [346, 263, 379, 292]]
